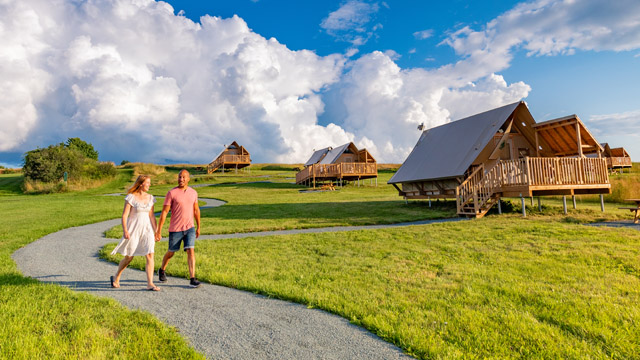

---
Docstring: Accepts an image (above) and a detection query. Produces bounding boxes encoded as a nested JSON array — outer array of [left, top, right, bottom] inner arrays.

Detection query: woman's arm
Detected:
[[149, 207, 157, 233], [121, 202, 132, 239]]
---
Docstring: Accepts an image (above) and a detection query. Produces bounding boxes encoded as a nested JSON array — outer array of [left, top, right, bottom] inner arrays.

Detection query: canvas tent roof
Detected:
[[388, 102, 524, 184], [319, 143, 353, 165], [304, 147, 331, 166]]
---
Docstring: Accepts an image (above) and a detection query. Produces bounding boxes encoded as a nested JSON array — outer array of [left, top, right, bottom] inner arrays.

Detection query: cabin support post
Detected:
[[600, 194, 605, 212], [497, 199, 502, 214], [572, 196, 576, 209], [530, 197, 534, 206], [563, 196, 567, 215], [520, 194, 526, 217], [404, 196, 408, 205], [375, 177, 377, 187], [538, 197, 542, 212], [428, 197, 431, 208]]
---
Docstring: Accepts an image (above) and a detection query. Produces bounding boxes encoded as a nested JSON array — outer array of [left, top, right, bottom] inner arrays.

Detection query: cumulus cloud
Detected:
[[0, 0, 349, 163], [322, 52, 530, 163], [320, 0, 381, 46], [2, 0, 638, 165]]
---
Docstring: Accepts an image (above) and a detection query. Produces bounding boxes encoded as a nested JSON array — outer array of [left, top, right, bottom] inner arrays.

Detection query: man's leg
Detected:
[[186, 248, 196, 279], [161, 251, 175, 270]]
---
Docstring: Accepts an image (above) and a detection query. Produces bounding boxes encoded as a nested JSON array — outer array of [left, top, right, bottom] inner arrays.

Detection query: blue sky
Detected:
[[1, 0, 639, 167]]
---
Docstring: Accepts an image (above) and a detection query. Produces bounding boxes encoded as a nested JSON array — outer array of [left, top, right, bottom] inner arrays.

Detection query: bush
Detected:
[[23, 145, 83, 183], [120, 160, 130, 166]]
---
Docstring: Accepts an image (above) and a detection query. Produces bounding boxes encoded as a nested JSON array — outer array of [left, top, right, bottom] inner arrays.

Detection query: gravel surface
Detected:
[[12, 196, 461, 359]]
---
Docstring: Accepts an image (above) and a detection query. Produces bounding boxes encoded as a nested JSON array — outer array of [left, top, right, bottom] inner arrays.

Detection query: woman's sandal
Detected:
[[110, 276, 119, 288]]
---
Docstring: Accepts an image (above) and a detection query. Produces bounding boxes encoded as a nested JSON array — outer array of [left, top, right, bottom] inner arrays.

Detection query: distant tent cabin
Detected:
[[600, 143, 632, 171], [388, 101, 611, 218], [296, 142, 377, 187], [207, 141, 251, 173]]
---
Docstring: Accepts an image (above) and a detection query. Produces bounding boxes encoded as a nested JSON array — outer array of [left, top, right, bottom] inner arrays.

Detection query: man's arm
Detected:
[[193, 199, 201, 238], [155, 205, 171, 241]]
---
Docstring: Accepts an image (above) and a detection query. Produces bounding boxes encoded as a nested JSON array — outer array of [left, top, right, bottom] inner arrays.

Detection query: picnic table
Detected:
[[620, 199, 640, 224]]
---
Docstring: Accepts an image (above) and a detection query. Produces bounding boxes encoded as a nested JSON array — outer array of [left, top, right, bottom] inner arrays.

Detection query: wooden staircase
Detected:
[[456, 164, 501, 218]]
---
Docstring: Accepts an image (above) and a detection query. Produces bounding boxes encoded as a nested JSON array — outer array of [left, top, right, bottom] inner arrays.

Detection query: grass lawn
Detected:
[[105, 171, 457, 238], [103, 215, 640, 359], [0, 171, 202, 359]]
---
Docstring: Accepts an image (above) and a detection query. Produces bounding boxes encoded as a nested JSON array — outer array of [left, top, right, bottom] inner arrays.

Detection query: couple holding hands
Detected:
[[110, 169, 201, 291]]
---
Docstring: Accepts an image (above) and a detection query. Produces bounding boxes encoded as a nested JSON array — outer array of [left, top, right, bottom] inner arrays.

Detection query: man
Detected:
[[155, 169, 201, 288]]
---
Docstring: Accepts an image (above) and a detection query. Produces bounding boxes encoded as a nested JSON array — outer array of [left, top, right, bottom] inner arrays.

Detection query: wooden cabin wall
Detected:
[[336, 153, 358, 163], [473, 133, 536, 169]]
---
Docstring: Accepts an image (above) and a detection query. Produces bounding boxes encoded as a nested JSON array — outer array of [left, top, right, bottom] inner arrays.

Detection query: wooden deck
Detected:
[[456, 157, 610, 217], [607, 157, 632, 169], [296, 163, 377, 185], [207, 154, 251, 173]]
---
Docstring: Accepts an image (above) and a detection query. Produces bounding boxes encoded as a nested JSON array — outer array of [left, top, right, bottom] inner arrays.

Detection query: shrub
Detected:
[[65, 137, 99, 160], [23, 145, 83, 183], [120, 160, 130, 166]]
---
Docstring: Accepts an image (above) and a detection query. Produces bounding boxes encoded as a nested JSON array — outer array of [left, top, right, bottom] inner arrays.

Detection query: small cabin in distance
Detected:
[[388, 101, 611, 218], [296, 142, 377, 187], [207, 141, 251, 173], [600, 143, 632, 172]]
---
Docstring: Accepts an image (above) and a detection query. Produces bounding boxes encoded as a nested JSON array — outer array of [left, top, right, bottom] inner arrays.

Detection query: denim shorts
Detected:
[[168, 227, 196, 252]]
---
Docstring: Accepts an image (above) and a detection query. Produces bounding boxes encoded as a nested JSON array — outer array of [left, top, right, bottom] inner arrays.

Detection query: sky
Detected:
[[1, 0, 639, 168]]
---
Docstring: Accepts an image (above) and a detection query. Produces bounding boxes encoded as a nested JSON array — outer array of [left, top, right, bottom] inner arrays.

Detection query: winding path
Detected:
[[13, 196, 460, 359]]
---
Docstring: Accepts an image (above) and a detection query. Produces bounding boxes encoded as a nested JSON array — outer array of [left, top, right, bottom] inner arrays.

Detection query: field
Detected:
[[4, 164, 640, 359]]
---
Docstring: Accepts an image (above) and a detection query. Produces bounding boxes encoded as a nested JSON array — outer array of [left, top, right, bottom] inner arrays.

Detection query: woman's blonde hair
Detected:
[[127, 175, 151, 194]]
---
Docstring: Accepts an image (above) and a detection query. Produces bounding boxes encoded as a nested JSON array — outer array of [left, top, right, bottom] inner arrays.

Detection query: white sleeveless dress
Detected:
[[111, 194, 156, 256]]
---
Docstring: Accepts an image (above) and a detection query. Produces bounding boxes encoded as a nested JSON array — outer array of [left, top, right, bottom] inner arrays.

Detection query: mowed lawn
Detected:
[[0, 172, 202, 359], [105, 170, 457, 238], [104, 215, 640, 359]]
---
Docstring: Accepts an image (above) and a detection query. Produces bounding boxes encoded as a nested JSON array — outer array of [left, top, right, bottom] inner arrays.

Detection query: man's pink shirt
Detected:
[[164, 186, 198, 232]]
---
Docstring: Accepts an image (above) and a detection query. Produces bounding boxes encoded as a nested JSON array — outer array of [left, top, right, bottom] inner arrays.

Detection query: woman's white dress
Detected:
[[111, 194, 156, 256]]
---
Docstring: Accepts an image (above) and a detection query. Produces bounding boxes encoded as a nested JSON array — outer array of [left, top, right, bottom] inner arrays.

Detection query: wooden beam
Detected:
[[489, 120, 513, 160], [576, 121, 583, 157]]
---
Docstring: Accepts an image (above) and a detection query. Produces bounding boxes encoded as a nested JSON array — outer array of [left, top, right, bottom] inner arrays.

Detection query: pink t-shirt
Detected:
[[164, 187, 198, 232]]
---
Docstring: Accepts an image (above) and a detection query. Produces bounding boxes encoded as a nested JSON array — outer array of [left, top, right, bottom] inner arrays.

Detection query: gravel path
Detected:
[[12, 196, 459, 359]]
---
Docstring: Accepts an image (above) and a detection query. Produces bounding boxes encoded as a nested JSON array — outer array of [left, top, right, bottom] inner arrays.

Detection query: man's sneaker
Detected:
[[189, 278, 201, 288], [158, 269, 167, 282]]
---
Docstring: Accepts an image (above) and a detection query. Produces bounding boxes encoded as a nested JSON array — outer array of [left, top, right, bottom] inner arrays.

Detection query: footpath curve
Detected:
[[13, 196, 459, 359]]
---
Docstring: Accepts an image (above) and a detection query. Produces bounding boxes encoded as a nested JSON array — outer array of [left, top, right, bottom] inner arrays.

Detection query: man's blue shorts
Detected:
[[168, 227, 196, 252]]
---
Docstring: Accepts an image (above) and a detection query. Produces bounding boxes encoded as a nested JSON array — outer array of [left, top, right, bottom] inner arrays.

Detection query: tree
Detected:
[[65, 137, 99, 160], [23, 145, 83, 182]]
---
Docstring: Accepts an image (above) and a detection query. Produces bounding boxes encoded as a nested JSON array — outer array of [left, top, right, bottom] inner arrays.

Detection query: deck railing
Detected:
[[500, 157, 609, 187], [208, 154, 250, 172], [607, 157, 632, 168], [296, 163, 377, 184]]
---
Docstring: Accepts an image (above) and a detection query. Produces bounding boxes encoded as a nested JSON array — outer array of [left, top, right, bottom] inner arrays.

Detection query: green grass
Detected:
[[0, 172, 203, 359], [105, 171, 457, 238], [103, 215, 640, 359]]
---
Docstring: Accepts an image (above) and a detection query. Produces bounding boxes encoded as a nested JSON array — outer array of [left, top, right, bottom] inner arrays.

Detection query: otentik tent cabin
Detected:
[[296, 142, 377, 186], [599, 143, 632, 171], [388, 101, 610, 218], [207, 141, 251, 173]]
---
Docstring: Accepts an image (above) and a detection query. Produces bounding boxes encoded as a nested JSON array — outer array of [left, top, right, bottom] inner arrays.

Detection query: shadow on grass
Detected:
[[0, 174, 24, 195], [200, 200, 457, 222]]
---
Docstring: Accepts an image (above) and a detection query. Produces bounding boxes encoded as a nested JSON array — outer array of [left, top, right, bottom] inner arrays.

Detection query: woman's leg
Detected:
[[113, 256, 134, 287], [145, 253, 156, 289]]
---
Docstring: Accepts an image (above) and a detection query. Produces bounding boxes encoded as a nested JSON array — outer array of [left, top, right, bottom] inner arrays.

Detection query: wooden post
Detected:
[[428, 197, 431, 208], [375, 177, 377, 187], [535, 131, 540, 157], [563, 196, 567, 215], [600, 194, 605, 212], [521, 194, 526, 217], [530, 196, 534, 206], [538, 197, 542, 212], [575, 121, 583, 158], [572, 195, 576, 209], [498, 199, 502, 214], [405, 197, 408, 205]]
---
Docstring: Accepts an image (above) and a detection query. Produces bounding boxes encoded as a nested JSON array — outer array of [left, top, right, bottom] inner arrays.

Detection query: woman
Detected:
[[110, 175, 160, 291]]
